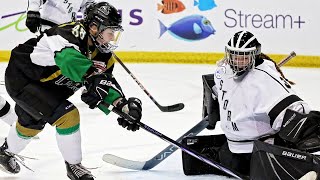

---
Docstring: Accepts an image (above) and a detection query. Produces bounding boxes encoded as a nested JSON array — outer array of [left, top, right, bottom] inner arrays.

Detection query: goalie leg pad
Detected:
[[218, 142, 252, 176], [181, 134, 228, 176], [250, 140, 320, 180]]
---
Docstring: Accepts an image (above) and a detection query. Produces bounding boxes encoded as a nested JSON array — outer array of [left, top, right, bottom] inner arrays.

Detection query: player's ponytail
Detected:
[[259, 53, 295, 85]]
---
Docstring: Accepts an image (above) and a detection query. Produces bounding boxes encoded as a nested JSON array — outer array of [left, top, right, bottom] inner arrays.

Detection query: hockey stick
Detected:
[[100, 101, 247, 179], [102, 51, 297, 171], [112, 52, 184, 112], [103, 117, 209, 170], [278, 51, 296, 67]]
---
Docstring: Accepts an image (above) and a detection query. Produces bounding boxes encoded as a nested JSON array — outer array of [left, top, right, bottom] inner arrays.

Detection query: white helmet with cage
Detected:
[[225, 31, 261, 76]]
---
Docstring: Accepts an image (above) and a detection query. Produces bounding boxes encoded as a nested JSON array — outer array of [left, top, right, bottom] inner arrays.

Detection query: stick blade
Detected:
[[102, 154, 146, 170], [158, 103, 184, 112]]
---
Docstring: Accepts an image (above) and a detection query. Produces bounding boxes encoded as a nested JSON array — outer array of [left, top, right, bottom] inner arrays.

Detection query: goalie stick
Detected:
[[103, 117, 209, 170], [101, 101, 247, 179], [112, 52, 184, 112], [278, 51, 296, 67], [102, 51, 297, 171]]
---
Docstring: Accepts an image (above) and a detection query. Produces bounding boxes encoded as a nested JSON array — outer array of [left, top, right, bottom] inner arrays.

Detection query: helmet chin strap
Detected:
[[89, 33, 112, 53], [88, 23, 121, 53], [89, 33, 99, 48]]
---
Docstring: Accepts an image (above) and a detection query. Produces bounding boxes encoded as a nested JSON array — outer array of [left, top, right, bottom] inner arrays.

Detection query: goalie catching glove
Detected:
[[115, 97, 142, 132]]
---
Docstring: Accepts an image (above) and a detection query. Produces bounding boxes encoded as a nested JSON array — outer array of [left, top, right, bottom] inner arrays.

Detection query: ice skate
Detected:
[[0, 140, 20, 174], [65, 161, 94, 180]]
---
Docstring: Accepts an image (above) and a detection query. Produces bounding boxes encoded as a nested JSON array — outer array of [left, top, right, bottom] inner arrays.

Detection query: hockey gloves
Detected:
[[26, 11, 41, 33], [82, 73, 118, 109], [116, 97, 142, 132], [280, 109, 320, 152]]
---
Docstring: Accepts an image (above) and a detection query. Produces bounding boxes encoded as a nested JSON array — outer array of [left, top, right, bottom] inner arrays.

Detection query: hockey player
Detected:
[[197, 31, 320, 178], [0, 2, 142, 180], [26, 0, 95, 33]]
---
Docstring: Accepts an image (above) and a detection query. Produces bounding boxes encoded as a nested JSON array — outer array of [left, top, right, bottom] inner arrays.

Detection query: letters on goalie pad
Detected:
[[250, 140, 320, 180], [181, 134, 230, 176], [181, 135, 320, 179]]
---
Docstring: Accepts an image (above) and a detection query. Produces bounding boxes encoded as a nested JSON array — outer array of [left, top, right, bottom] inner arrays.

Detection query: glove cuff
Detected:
[[114, 98, 129, 113], [27, 11, 40, 18], [128, 97, 142, 109]]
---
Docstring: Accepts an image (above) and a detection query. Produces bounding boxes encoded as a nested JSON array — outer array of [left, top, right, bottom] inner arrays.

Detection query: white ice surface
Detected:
[[0, 62, 319, 180]]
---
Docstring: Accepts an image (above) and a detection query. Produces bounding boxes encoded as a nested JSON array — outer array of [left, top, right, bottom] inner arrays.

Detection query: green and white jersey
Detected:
[[8, 21, 116, 98]]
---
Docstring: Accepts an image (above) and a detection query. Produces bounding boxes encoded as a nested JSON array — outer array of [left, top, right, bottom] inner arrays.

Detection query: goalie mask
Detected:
[[84, 2, 123, 53], [225, 31, 261, 76]]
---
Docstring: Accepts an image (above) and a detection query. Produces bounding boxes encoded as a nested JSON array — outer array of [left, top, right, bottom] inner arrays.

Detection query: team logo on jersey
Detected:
[[215, 66, 226, 79]]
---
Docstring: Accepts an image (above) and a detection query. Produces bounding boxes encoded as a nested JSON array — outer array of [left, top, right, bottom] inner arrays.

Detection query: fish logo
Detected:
[[157, 0, 186, 14], [194, 0, 217, 11], [158, 15, 215, 41]]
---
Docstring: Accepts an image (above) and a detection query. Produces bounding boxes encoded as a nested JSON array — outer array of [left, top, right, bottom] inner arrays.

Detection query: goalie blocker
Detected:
[[202, 74, 220, 130]]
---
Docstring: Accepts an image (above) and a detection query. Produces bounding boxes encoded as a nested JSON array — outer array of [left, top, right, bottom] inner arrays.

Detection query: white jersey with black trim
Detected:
[[213, 59, 310, 153], [27, 0, 94, 28]]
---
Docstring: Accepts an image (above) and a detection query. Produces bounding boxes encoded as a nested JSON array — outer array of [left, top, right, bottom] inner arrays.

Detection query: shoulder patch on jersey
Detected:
[[215, 66, 226, 79]]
